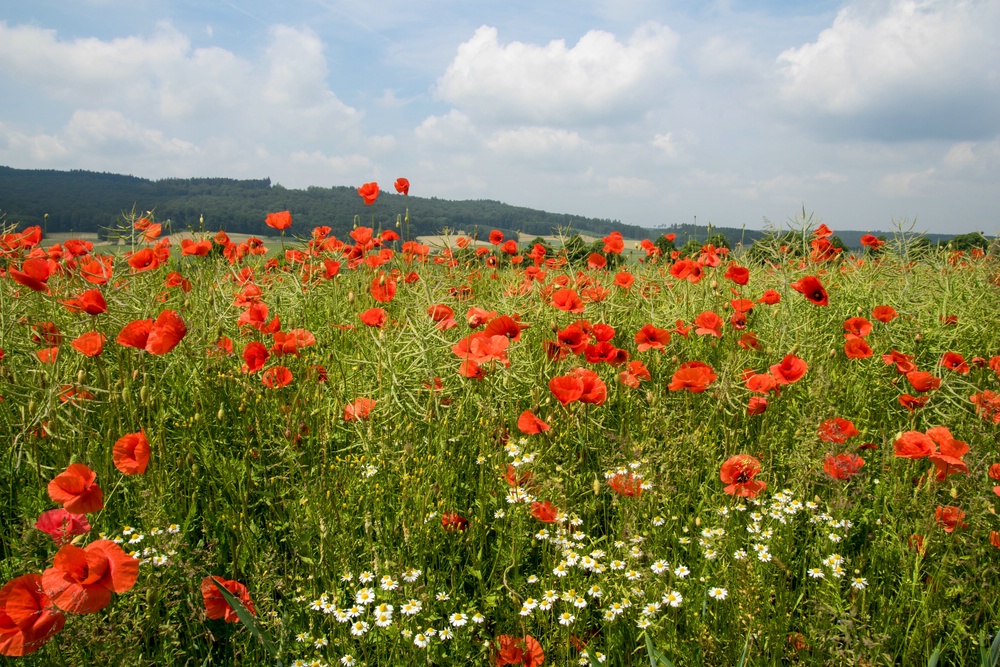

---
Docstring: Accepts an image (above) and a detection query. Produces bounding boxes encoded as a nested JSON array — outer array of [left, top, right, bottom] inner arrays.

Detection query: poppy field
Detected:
[[2, 183, 1000, 666]]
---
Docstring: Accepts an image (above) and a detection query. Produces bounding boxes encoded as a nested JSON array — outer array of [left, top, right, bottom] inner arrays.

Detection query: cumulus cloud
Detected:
[[776, 0, 1000, 140], [877, 168, 936, 197], [0, 21, 362, 178], [485, 127, 585, 156], [435, 23, 679, 125]]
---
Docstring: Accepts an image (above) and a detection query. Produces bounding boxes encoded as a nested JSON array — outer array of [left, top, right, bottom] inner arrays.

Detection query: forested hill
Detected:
[[0, 166, 963, 250], [0, 166, 640, 241]]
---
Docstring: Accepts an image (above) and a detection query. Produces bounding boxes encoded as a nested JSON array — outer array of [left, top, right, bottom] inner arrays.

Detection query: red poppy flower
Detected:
[[146, 310, 187, 355], [619, 360, 651, 388], [935, 505, 966, 533], [531, 501, 559, 523], [441, 512, 469, 532], [262, 366, 293, 388], [883, 349, 917, 374], [790, 275, 828, 306], [893, 431, 935, 459], [357, 182, 379, 206], [71, 331, 105, 357], [494, 634, 545, 667], [668, 361, 717, 393], [614, 271, 635, 289], [694, 311, 724, 338], [36, 346, 59, 364], [939, 352, 969, 374], [989, 463, 1000, 481], [824, 453, 864, 481], [724, 263, 750, 286], [517, 410, 550, 434], [241, 341, 269, 373], [80, 256, 114, 285], [42, 540, 139, 614], [669, 258, 703, 283], [971, 390, 1000, 424], [264, 211, 292, 231], [113, 430, 151, 475], [757, 289, 781, 305], [484, 314, 527, 341], [719, 454, 766, 498], [0, 574, 66, 656], [818, 418, 859, 444], [770, 354, 807, 384], [584, 341, 628, 366], [747, 396, 768, 415], [180, 238, 213, 256], [860, 234, 884, 250], [872, 305, 897, 323], [126, 247, 160, 272], [550, 288, 585, 314], [9, 258, 53, 293], [34, 509, 91, 546], [635, 324, 670, 352], [926, 426, 969, 481], [61, 289, 108, 315], [201, 576, 256, 623], [843, 338, 873, 359], [898, 393, 928, 411], [47, 463, 103, 514], [608, 472, 643, 497], [359, 308, 388, 328], [394, 177, 410, 195], [344, 397, 376, 422], [906, 371, 941, 393], [487, 230, 504, 245], [370, 273, 397, 303], [843, 317, 872, 338], [586, 252, 606, 270]]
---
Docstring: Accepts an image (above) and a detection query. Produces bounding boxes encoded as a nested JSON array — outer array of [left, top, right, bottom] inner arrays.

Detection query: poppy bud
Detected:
[[348, 291, 354, 303], [710, 280, 719, 291], [695, 516, 701, 527], [132, 369, 140, 380], [950, 487, 958, 499], [140, 386, 148, 403], [193, 412, 201, 422], [78, 369, 86, 384], [550, 320, 559, 334], [28, 399, 36, 414], [593, 478, 601, 495], [829, 349, 837, 358], [915, 333, 922, 342], [217, 407, 225, 421]]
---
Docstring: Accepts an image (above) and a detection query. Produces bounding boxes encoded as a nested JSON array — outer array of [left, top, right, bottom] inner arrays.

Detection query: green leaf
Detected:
[[988, 630, 1000, 667], [210, 577, 281, 666], [928, 639, 943, 667], [643, 632, 675, 667]]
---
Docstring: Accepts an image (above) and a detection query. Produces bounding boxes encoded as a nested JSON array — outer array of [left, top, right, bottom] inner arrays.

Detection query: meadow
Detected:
[[1, 190, 999, 666]]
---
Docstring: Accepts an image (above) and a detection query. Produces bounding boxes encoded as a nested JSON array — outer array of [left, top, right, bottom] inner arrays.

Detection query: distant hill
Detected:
[[0, 166, 958, 249]]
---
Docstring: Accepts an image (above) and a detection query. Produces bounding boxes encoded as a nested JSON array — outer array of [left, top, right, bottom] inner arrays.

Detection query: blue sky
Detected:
[[1, 0, 998, 235]]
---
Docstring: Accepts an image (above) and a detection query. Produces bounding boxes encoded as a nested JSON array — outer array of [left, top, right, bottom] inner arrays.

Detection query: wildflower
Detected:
[[651, 560, 668, 574], [47, 463, 103, 515], [355, 588, 375, 605], [808, 567, 825, 579], [413, 632, 428, 648], [358, 571, 374, 584], [436, 591, 450, 601], [439, 627, 453, 641], [708, 587, 728, 600], [200, 576, 255, 623], [824, 453, 864, 481], [449, 613, 467, 627], [720, 454, 766, 498], [662, 590, 683, 607], [380, 575, 398, 591], [790, 275, 829, 306], [350, 621, 369, 636], [340, 656, 356, 667], [851, 577, 868, 590], [558, 611, 576, 625], [935, 505, 967, 533]]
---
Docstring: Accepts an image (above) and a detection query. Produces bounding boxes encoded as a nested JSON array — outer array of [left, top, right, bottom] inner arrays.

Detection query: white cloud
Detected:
[[607, 175, 652, 196], [414, 110, 477, 147], [776, 0, 1000, 140], [435, 23, 679, 125], [877, 168, 935, 197], [652, 132, 679, 157], [0, 20, 362, 173], [486, 127, 584, 156]]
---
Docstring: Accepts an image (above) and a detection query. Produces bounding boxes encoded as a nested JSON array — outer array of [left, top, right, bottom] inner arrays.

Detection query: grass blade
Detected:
[[210, 577, 281, 666], [928, 639, 943, 667]]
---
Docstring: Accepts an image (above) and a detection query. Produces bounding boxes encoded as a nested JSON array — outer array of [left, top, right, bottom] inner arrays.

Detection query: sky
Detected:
[[1, 0, 998, 235]]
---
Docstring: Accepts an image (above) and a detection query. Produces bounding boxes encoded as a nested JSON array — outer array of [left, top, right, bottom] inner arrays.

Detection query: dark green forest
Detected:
[[0, 166, 974, 251]]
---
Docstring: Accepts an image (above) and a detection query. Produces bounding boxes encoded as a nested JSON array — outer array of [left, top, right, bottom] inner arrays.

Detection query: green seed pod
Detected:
[[77, 369, 86, 384], [217, 406, 225, 421], [140, 386, 148, 403]]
